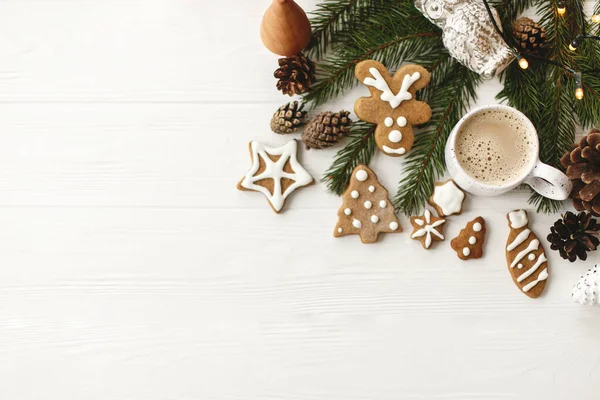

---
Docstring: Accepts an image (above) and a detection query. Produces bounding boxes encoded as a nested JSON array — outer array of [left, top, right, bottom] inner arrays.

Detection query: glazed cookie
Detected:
[[237, 140, 313, 213], [429, 180, 465, 217], [334, 164, 402, 243], [354, 60, 432, 157], [410, 209, 445, 249], [450, 217, 486, 260], [505, 210, 549, 298]]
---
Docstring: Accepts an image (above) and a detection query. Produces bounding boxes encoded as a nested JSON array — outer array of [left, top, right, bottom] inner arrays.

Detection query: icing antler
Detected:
[[363, 68, 421, 109]]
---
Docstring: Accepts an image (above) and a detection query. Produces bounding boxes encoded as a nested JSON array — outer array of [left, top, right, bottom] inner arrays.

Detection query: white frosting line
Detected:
[[382, 145, 406, 155], [506, 229, 531, 251], [517, 253, 547, 283], [523, 268, 548, 292], [363, 68, 420, 109], [508, 210, 528, 229], [432, 180, 464, 216], [510, 239, 539, 269]]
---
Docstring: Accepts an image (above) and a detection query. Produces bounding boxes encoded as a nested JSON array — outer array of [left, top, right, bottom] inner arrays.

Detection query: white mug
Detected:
[[445, 104, 572, 200]]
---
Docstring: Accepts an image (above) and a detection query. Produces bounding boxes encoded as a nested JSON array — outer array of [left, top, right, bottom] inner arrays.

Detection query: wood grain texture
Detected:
[[0, 1, 599, 399]]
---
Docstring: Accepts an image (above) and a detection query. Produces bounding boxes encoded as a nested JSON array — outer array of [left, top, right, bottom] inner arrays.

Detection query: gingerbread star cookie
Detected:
[[237, 140, 313, 213], [506, 210, 549, 298], [333, 164, 401, 243], [428, 179, 465, 217], [451, 217, 486, 260], [354, 60, 432, 157], [410, 209, 445, 249]]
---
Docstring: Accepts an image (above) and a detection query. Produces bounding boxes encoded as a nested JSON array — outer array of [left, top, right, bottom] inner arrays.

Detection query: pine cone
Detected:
[[512, 17, 547, 52], [274, 53, 316, 96], [270, 101, 307, 134], [547, 211, 600, 262], [560, 129, 600, 215], [302, 111, 352, 150]]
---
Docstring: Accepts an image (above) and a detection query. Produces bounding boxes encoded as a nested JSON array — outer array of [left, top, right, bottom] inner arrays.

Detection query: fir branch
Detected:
[[321, 121, 376, 194], [394, 59, 482, 216]]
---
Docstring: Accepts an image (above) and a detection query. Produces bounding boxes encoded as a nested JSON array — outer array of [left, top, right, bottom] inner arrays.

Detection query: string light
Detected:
[[569, 36, 581, 51], [517, 55, 529, 69], [574, 72, 584, 100], [557, 0, 566, 15], [593, 15, 600, 23]]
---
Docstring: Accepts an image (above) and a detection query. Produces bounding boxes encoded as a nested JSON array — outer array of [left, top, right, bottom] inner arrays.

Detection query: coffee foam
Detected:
[[455, 110, 535, 185]]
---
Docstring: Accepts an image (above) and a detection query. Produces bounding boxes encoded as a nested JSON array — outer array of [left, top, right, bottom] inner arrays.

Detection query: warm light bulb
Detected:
[[557, 1, 566, 15], [569, 43, 577, 51], [575, 88, 584, 100], [592, 14, 600, 23], [518, 57, 529, 69]]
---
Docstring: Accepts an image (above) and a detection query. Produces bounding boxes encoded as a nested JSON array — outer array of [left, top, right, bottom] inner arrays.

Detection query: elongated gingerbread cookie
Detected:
[[505, 210, 549, 298]]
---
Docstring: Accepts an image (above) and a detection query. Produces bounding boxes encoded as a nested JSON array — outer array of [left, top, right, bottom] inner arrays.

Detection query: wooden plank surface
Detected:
[[0, 1, 599, 399]]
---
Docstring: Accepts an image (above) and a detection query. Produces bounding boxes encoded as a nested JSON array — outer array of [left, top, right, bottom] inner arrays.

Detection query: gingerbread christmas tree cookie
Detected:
[[410, 209, 445, 249], [333, 164, 401, 243], [505, 210, 549, 298], [237, 140, 313, 213], [354, 60, 431, 157], [451, 217, 486, 260]]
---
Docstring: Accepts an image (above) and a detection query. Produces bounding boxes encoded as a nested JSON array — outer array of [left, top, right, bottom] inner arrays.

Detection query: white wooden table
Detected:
[[0, 1, 599, 399]]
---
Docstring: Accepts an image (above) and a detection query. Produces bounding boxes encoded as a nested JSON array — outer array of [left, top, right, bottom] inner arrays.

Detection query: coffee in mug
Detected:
[[454, 109, 534, 185], [445, 105, 572, 199]]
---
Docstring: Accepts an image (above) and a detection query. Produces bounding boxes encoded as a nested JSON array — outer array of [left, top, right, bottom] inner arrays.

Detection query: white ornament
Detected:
[[572, 265, 600, 306], [432, 180, 465, 216], [363, 68, 421, 109], [411, 209, 445, 249], [239, 140, 313, 212]]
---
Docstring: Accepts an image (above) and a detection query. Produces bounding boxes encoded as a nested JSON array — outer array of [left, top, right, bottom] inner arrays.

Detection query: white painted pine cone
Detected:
[[572, 265, 600, 306]]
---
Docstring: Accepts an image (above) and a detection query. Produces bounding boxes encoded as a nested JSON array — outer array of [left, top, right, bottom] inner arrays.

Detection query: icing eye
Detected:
[[425, 0, 443, 19]]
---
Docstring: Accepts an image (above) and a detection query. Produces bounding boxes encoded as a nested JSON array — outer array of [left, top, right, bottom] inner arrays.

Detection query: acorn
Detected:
[[260, 0, 312, 56]]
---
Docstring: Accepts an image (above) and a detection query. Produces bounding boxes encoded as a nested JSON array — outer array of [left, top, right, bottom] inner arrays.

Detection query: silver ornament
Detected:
[[414, 0, 515, 78]]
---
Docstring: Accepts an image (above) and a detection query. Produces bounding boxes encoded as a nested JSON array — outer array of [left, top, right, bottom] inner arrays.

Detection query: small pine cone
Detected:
[[547, 211, 600, 262], [512, 17, 547, 52], [274, 53, 316, 96], [561, 128, 600, 216], [270, 101, 307, 134], [302, 111, 352, 150]]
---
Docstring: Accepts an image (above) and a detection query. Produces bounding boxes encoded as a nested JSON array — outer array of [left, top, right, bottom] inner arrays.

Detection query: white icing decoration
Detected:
[[352, 219, 362, 229], [379, 200, 387, 208], [388, 130, 402, 143], [523, 268, 548, 292], [468, 236, 477, 245], [384, 117, 393, 127], [517, 254, 547, 283], [572, 266, 600, 305], [371, 215, 379, 223], [528, 253, 536, 261], [510, 239, 539, 269], [462, 247, 470, 256], [363, 68, 421, 109], [411, 209, 445, 249], [364, 201, 372, 209], [240, 141, 313, 212], [382, 145, 406, 155], [389, 221, 399, 231], [508, 210, 528, 229], [517, 263, 523, 269], [344, 208, 352, 216], [356, 169, 368, 181], [338, 228, 342, 233], [351, 190, 359, 199], [432, 180, 465, 216], [473, 222, 482, 232], [397, 116, 407, 127], [368, 185, 375, 193], [506, 229, 531, 251]]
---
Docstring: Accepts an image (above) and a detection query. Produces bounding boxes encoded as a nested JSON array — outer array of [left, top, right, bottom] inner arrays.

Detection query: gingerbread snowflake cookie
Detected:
[[428, 180, 465, 217], [333, 165, 402, 243], [410, 209, 445, 249], [451, 217, 486, 260], [354, 60, 432, 157], [237, 140, 313, 213], [505, 210, 549, 298]]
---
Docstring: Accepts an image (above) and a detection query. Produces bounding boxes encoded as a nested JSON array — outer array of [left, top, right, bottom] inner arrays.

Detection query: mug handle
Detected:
[[524, 161, 573, 200]]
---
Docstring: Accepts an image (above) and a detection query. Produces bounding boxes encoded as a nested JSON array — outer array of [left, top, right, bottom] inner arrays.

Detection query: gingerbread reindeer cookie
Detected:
[[354, 60, 432, 157], [505, 210, 549, 298]]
